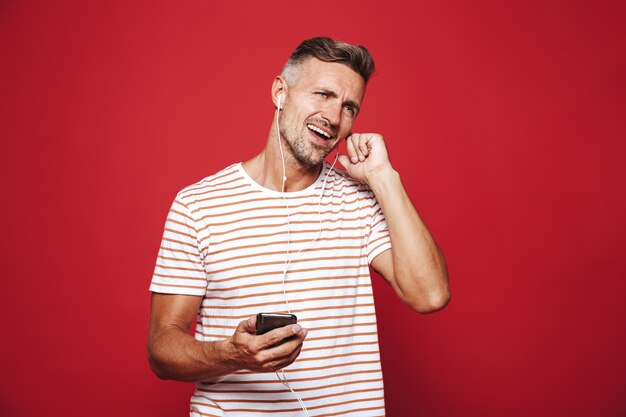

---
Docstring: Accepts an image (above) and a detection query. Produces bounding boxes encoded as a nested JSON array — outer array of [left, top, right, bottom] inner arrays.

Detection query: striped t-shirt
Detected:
[[150, 161, 392, 417]]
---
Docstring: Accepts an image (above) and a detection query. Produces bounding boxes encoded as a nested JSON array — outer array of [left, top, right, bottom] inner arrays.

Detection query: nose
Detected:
[[320, 100, 342, 128]]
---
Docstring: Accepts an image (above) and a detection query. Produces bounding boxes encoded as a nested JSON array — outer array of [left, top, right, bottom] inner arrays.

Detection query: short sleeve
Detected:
[[149, 196, 208, 296], [364, 189, 392, 264]]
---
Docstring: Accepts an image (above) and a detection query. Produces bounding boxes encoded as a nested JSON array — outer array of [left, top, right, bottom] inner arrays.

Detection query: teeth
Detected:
[[307, 124, 330, 138]]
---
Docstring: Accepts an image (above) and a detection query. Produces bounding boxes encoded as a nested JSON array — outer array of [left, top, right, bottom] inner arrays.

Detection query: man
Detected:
[[148, 37, 449, 416]]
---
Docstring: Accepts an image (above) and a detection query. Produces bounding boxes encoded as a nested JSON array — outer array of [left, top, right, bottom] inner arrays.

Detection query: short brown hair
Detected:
[[282, 37, 376, 84]]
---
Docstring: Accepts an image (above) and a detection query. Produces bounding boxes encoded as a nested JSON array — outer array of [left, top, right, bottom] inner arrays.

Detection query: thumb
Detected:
[[337, 154, 353, 169], [236, 316, 256, 334]]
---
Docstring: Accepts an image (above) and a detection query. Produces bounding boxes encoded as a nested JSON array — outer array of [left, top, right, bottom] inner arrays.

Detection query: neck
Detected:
[[242, 121, 323, 192]]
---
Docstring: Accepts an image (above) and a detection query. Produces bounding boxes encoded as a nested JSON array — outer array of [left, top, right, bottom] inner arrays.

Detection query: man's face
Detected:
[[279, 58, 366, 167]]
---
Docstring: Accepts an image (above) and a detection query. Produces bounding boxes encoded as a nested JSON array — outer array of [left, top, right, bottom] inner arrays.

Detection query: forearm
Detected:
[[148, 326, 237, 382], [367, 167, 450, 311]]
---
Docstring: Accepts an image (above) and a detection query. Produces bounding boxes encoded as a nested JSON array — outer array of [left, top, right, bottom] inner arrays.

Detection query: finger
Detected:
[[258, 324, 305, 350], [349, 135, 365, 162], [267, 342, 304, 371], [263, 340, 302, 363], [265, 327, 307, 356], [357, 135, 369, 157], [284, 341, 304, 365], [262, 332, 307, 371], [345, 136, 359, 164], [337, 154, 352, 168]]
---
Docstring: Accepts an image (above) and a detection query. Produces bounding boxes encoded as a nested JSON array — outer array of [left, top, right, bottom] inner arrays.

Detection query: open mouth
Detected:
[[307, 124, 333, 140]]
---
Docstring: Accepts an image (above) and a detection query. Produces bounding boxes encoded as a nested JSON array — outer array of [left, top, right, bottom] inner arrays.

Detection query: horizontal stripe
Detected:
[[317, 406, 385, 417], [202, 368, 382, 386], [170, 207, 195, 223], [155, 263, 203, 273], [236, 359, 380, 375], [158, 254, 203, 266], [196, 329, 379, 348], [181, 169, 240, 194], [199, 304, 375, 320], [204, 202, 360, 228], [153, 272, 205, 281], [196, 199, 378, 223], [158, 245, 203, 258], [368, 241, 390, 258], [164, 226, 196, 240], [151, 282, 205, 290], [205, 244, 361, 266], [185, 178, 348, 202], [207, 255, 362, 275], [197, 322, 379, 335], [204, 273, 369, 292], [204, 264, 368, 284], [194, 387, 383, 404], [199, 376, 383, 393], [190, 396, 384, 413], [161, 236, 198, 251], [197, 294, 372, 310], [211, 233, 360, 256], [203, 284, 365, 301], [189, 185, 254, 200], [212, 222, 368, 245]]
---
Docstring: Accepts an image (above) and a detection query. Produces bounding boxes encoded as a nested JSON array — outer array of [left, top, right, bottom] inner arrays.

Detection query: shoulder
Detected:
[[326, 163, 376, 198], [175, 163, 243, 203]]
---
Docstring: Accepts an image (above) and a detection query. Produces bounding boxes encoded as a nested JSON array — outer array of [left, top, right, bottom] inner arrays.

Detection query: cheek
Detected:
[[305, 100, 326, 116], [339, 120, 355, 137], [283, 108, 303, 129]]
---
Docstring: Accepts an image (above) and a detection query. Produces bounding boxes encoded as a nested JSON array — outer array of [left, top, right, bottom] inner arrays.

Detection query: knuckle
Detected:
[[266, 333, 281, 346], [257, 350, 270, 363], [248, 341, 260, 355]]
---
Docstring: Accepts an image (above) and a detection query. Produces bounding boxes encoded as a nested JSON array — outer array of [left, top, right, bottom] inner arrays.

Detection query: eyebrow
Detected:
[[319, 88, 361, 115]]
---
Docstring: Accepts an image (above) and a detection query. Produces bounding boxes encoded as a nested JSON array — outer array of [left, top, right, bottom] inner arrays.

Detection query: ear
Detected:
[[271, 76, 287, 110]]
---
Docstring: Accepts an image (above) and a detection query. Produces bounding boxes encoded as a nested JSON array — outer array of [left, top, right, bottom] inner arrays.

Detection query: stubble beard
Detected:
[[290, 134, 332, 168], [279, 117, 333, 168]]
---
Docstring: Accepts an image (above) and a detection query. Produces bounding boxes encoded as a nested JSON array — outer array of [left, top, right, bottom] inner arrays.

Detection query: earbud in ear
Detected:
[[277, 94, 283, 110]]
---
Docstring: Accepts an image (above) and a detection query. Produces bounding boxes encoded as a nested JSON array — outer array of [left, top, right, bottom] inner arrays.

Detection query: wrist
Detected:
[[203, 338, 240, 374], [364, 165, 399, 189]]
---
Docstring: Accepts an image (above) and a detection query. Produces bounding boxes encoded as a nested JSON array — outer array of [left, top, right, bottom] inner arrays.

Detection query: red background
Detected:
[[1, 1, 625, 416]]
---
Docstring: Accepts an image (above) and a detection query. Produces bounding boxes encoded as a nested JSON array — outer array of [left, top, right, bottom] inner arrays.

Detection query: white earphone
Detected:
[[277, 93, 283, 110]]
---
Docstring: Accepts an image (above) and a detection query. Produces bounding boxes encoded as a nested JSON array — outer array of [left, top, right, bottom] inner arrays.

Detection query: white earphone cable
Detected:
[[275, 96, 339, 314], [274, 96, 340, 417], [274, 96, 310, 417]]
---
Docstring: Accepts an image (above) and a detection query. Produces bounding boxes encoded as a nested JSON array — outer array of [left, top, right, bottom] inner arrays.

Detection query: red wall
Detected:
[[1, 1, 625, 416]]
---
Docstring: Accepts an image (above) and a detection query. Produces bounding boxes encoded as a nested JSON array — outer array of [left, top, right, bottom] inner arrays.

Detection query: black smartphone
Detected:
[[255, 313, 297, 335]]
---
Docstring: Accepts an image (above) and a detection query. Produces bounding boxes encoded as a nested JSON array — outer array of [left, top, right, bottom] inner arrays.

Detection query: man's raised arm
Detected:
[[338, 133, 450, 313]]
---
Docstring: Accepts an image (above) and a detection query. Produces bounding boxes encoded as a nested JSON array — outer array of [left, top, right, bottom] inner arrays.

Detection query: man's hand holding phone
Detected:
[[225, 314, 307, 373]]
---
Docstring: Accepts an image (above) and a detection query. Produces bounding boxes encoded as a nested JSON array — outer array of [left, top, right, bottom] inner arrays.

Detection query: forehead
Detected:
[[292, 58, 366, 103]]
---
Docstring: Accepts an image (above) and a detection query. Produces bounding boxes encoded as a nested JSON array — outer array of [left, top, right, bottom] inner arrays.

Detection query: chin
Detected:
[[296, 157, 323, 168], [292, 147, 328, 168]]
